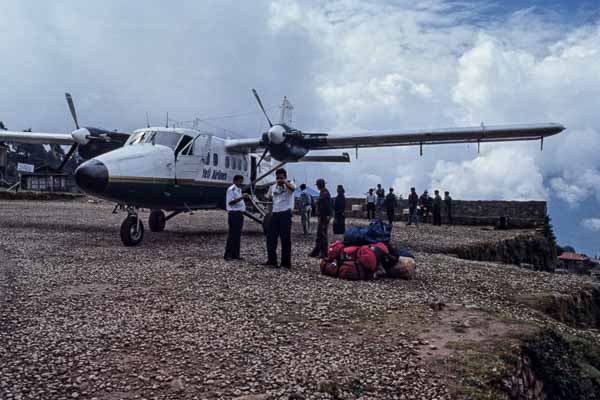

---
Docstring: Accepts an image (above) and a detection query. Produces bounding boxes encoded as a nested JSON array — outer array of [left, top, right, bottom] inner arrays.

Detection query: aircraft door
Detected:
[[174, 135, 201, 183]]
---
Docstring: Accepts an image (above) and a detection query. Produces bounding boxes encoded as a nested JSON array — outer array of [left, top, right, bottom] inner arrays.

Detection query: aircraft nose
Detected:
[[75, 159, 108, 194]]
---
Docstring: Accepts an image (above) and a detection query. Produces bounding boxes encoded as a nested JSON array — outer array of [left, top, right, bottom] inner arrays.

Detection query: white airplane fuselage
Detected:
[[74, 127, 270, 210]]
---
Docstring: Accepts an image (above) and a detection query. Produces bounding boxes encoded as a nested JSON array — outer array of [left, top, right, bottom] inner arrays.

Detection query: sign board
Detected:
[[16, 162, 35, 173]]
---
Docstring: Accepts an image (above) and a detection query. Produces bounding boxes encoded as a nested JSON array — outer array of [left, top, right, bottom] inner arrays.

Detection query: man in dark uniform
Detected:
[[375, 183, 385, 216], [407, 187, 419, 226], [224, 175, 248, 260], [419, 190, 431, 222], [309, 178, 331, 258], [384, 187, 397, 225], [444, 191, 453, 224], [433, 190, 443, 226]]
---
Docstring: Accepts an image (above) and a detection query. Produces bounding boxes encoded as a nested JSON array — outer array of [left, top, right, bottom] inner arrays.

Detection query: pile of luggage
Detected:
[[319, 220, 416, 281]]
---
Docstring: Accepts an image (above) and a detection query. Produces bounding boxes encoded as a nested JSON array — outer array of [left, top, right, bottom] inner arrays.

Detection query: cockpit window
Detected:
[[144, 131, 181, 149], [127, 131, 146, 145]]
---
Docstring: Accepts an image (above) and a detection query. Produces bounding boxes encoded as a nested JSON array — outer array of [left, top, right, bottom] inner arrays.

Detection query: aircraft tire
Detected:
[[120, 216, 145, 246], [149, 210, 166, 232], [262, 212, 272, 236]]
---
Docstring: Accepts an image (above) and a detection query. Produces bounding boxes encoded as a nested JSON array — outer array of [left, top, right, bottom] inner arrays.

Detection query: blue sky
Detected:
[[0, 0, 599, 254]]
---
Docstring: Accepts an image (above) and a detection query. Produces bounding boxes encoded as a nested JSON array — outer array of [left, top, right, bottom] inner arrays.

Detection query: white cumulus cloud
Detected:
[[581, 218, 600, 232], [430, 147, 547, 200]]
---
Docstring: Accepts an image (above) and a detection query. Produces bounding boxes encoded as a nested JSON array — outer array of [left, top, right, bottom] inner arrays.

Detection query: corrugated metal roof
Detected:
[[558, 252, 588, 261]]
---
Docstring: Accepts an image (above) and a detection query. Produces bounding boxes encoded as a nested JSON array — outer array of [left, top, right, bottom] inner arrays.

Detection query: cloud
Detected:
[[430, 147, 547, 200], [549, 169, 600, 206], [581, 218, 600, 232], [2, 0, 600, 210]]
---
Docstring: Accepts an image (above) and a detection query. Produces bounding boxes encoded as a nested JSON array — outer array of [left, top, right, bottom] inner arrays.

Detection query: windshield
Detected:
[[144, 131, 182, 149], [126, 131, 147, 145]]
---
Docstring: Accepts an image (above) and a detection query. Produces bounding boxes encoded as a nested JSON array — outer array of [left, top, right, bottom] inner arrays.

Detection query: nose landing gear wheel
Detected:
[[120, 216, 144, 246], [149, 210, 166, 232]]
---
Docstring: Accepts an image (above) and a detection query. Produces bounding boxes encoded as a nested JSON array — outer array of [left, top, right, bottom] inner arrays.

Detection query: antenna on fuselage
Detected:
[[166, 112, 169, 128], [145, 112, 150, 128]]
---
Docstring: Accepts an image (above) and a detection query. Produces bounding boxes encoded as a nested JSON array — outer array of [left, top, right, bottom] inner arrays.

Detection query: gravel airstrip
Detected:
[[0, 199, 597, 399]]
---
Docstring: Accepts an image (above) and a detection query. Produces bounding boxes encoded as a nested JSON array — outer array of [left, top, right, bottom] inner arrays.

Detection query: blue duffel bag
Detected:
[[343, 219, 392, 246]]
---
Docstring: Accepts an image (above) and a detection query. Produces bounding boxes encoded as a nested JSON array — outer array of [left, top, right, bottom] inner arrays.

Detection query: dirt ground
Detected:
[[0, 199, 597, 400]]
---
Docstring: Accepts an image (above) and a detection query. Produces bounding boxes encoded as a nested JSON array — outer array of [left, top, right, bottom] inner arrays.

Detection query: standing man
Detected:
[[384, 188, 397, 225], [444, 191, 453, 225], [309, 178, 331, 258], [299, 184, 312, 235], [224, 175, 248, 261], [407, 187, 419, 226], [420, 190, 431, 223], [264, 168, 296, 268], [366, 188, 376, 219], [433, 190, 443, 226], [375, 184, 385, 216]]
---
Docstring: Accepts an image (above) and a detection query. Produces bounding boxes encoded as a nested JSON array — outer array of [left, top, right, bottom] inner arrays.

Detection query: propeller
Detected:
[[59, 93, 86, 171], [252, 89, 275, 169], [251, 89, 329, 168], [65, 93, 80, 129], [252, 89, 273, 128]]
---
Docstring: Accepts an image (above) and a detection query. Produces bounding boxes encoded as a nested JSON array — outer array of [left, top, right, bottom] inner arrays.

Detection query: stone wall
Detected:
[[451, 233, 557, 272], [341, 198, 547, 228]]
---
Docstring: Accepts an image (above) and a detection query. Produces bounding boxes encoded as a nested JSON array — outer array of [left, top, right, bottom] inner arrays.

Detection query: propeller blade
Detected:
[[58, 143, 78, 171], [255, 144, 270, 170], [251, 89, 273, 127], [65, 93, 80, 130]]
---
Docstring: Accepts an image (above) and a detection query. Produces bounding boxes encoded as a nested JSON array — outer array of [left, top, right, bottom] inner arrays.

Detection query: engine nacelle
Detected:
[[267, 125, 286, 144], [77, 128, 130, 160], [268, 141, 309, 162]]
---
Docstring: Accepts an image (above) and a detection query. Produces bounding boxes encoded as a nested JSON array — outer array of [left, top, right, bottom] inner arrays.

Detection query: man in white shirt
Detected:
[[366, 188, 376, 219], [224, 175, 248, 261], [264, 168, 296, 268]]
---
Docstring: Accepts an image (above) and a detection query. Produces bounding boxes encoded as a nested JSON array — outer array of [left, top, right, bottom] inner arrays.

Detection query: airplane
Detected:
[[0, 91, 565, 246]]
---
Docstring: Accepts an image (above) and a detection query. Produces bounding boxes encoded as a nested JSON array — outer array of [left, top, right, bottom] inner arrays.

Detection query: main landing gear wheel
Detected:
[[120, 216, 144, 246], [149, 210, 166, 232]]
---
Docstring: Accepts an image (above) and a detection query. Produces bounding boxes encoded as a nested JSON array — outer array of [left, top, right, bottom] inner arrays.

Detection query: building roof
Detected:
[[558, 252, 589, 261]]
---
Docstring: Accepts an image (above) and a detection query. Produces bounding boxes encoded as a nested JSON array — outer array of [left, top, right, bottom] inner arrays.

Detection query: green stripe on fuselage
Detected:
[[104, 179, 228, 210]]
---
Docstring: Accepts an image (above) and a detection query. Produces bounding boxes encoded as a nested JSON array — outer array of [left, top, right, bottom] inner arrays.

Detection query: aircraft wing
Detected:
[[0, 130, 75, 145], [225, 123, 565, 153]]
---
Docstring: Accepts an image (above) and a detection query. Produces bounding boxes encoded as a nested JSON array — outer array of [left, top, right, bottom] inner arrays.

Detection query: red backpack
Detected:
[[320, 259, 341, 277], [356, 243, 389, 272], [341, 246, 360, 261], [326, 240, 345, 262], [338, 260, 372, 281]]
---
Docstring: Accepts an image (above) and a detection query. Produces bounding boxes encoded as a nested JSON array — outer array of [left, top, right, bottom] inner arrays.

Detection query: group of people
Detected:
[[365, 185, 453, 226], [407, 188, 452, 226], [366, 184, 399, 225], [224, 168, 345, 269], [223, 170, 455, 269]]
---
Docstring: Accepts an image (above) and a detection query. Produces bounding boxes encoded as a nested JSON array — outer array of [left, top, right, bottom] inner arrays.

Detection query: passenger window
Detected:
[[213, 153, 218, 166], [205, 152, 210, 165], [243, 158, 248, 171], [225, 156, 230, 168], [237, 158, 242, 170]]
